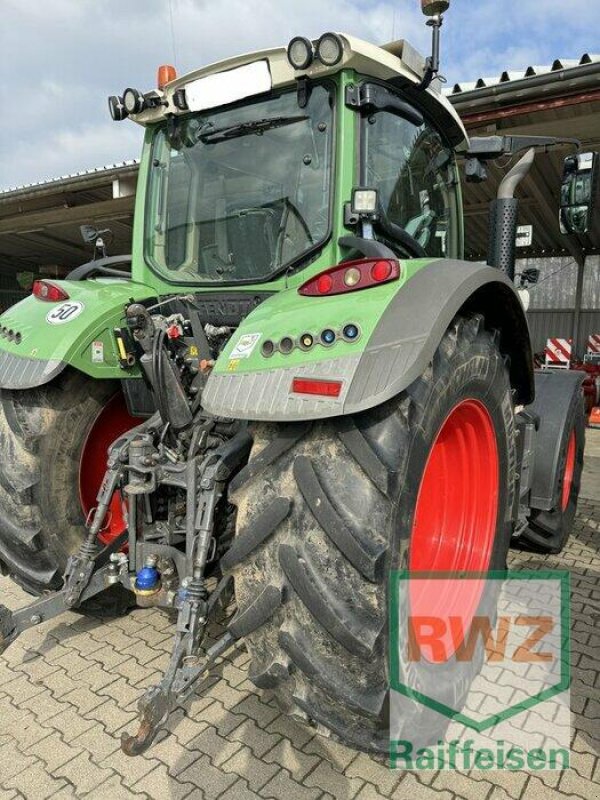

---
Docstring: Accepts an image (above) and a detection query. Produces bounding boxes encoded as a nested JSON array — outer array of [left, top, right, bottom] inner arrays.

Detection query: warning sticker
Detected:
[[91, 341, 104, 363], [230, 333, 261, 359]]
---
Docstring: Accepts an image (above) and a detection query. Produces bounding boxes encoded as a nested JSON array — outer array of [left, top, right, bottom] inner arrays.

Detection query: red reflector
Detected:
[[292, 378, 342, 397], [371, 260, 393, 282], [32, 280, 70, 302], [299, 258, 400, 296]]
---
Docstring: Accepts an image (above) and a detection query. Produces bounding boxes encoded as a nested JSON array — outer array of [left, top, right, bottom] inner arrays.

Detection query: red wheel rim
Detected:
[[408, 399, 499, 662], [79, 394, 138, 546], [561, 431, 576, 512]]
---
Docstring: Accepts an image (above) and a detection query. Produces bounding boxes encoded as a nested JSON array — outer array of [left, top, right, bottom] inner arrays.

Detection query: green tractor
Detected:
[[0, 0, 590, 754]]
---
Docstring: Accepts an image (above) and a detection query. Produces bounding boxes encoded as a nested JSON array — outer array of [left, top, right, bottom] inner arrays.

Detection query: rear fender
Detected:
[[202, 259, 535, 420], [527, 369, 585, 511], [0, 279, 155, 389]]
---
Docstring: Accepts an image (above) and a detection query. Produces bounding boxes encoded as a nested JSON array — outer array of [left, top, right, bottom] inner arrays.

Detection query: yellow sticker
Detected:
[[227, 359, 240, 372], [188, 345, 199, 357]]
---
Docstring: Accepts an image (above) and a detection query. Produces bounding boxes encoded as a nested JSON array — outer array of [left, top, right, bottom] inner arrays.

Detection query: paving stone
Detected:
[[139, 731, 200, 777], [191, 700, 246, 738], [177, 754, 238, 799], [219, 778, 260, 800], [398, 773, 459, 799], [0, 739, 38, 782], [303, 760, 364, 799], [187, 724, 244, 767], [433, 770, 495, 800], [2, 674, 46, 705], [263, 738, 321, 781], [3, 762, 68, 800], [53, 750, 115, 795], [259, 769, 322, 800], [60, 685, 106, 715], [26, 729, 84, 771], [303, 734, 357, 771], [83, 697, 137, 734], [220, 745, 279, 792], [345, 753, 403, 796], [41, 706, 96, 743], [134, 763, 198, 799], [230, 694, 280, 728], [228, 718, 282, 758], [86, 774, 149, 799], [266, 714, 316, 748], [354, 784, 390, 800], [72, 726, 121, 762], [6, 711, 54, 750]]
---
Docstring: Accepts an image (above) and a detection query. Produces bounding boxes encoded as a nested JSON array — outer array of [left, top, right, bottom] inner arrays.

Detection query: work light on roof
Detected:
[[108, 95, 128, 122], [123, 88, 146, 115], [287, 36, 314, 70], [316, 33, 344, 66]]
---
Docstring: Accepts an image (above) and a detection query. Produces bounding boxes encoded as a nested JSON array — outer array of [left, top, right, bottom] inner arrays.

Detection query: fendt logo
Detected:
[[389, 571, 570, 771]]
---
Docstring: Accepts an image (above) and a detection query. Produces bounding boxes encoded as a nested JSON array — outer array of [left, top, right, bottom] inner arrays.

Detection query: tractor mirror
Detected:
[[80, 224, 99, 244], [559, 152, 600, 235], [421, 0, 450, 16]]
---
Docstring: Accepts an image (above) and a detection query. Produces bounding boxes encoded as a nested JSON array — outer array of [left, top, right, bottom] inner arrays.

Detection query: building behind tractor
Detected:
[[0, 0, 594, 754]]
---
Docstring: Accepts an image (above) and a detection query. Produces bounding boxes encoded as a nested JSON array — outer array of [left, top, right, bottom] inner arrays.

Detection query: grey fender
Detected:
[[202, 260, 534, 421], [345, 259, 534, 412], [527, 369, 585, 511]]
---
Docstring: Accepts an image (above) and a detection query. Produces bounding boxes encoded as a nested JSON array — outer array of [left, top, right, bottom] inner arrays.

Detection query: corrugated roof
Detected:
[[446, 53, 600, 96], [0, 160, 140, 197]]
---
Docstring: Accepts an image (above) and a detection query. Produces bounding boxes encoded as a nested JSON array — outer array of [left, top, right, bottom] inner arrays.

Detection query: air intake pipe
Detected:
[[488, 148, 535, 280]]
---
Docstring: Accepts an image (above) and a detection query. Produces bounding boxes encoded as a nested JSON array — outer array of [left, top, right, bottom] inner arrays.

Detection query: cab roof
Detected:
[[131, 33, 468, 149]]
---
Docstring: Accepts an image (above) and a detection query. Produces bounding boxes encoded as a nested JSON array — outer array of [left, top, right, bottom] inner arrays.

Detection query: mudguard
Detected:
[[202, 259, 534, 421], [0, 279, 155, 389], [528, 369, 585, 511]]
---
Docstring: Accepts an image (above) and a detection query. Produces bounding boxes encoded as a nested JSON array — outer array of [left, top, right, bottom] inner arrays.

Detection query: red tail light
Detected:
[[298, 258, 400, 297], [32, 280, 70, 302], [291, 378, 342, 397]]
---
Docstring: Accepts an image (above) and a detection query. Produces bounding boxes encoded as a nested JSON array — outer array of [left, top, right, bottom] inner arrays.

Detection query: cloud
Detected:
[[0, 0, 598, 188]]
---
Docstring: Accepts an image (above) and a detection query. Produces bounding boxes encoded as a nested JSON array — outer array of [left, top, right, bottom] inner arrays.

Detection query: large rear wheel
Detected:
[[0, 371, 138, 596], [227, 314, 516, 752]]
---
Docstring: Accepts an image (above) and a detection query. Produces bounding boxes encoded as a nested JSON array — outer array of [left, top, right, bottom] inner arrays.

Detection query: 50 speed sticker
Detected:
[[46, 301, 85, 325]]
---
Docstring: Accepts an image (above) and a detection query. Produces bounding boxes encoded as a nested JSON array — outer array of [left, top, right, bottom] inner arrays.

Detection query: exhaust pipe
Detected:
[[488, 148, 535, 280]]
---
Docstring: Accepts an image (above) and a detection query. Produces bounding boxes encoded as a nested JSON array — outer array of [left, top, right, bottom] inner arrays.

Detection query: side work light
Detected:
[[287, 36, 314, 70], [316, 32, 344, 66], [351, 187, 379, 218]]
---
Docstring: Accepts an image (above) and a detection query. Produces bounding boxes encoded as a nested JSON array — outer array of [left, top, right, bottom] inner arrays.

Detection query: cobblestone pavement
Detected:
[[0, 435, 598, 800]]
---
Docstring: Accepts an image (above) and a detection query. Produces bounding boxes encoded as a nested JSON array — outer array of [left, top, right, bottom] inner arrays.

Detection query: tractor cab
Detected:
[[109, 28, 468, 296]]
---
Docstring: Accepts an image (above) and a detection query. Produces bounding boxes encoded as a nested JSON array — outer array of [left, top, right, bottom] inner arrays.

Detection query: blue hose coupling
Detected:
[[134, 565, 161, 595]]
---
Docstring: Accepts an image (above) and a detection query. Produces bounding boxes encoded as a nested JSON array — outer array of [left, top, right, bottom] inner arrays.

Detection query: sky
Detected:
[[1, 0, 599, 190]]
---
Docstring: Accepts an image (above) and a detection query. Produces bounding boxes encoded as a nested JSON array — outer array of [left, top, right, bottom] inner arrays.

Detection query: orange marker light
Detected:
[[158, 64, 177, 89]]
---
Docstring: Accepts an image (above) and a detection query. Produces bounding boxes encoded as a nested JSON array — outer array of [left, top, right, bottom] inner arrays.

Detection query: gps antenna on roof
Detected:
[[418, 0, 450, 91]]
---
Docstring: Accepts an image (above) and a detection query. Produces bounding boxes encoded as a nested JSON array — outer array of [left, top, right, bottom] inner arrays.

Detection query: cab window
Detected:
[[361, 105, 458, 258]]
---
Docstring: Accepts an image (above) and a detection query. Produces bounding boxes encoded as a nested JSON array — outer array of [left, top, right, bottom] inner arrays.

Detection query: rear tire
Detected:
[[0, 370, 135, 610], [228, 314, 517, 752]]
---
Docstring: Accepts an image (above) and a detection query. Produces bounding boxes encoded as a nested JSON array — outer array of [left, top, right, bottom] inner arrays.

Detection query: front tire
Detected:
[[227, 314, 517, 752]]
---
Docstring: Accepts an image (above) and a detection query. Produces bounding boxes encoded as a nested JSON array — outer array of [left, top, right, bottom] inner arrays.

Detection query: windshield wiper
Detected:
[[198, 115, 309, 144]]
